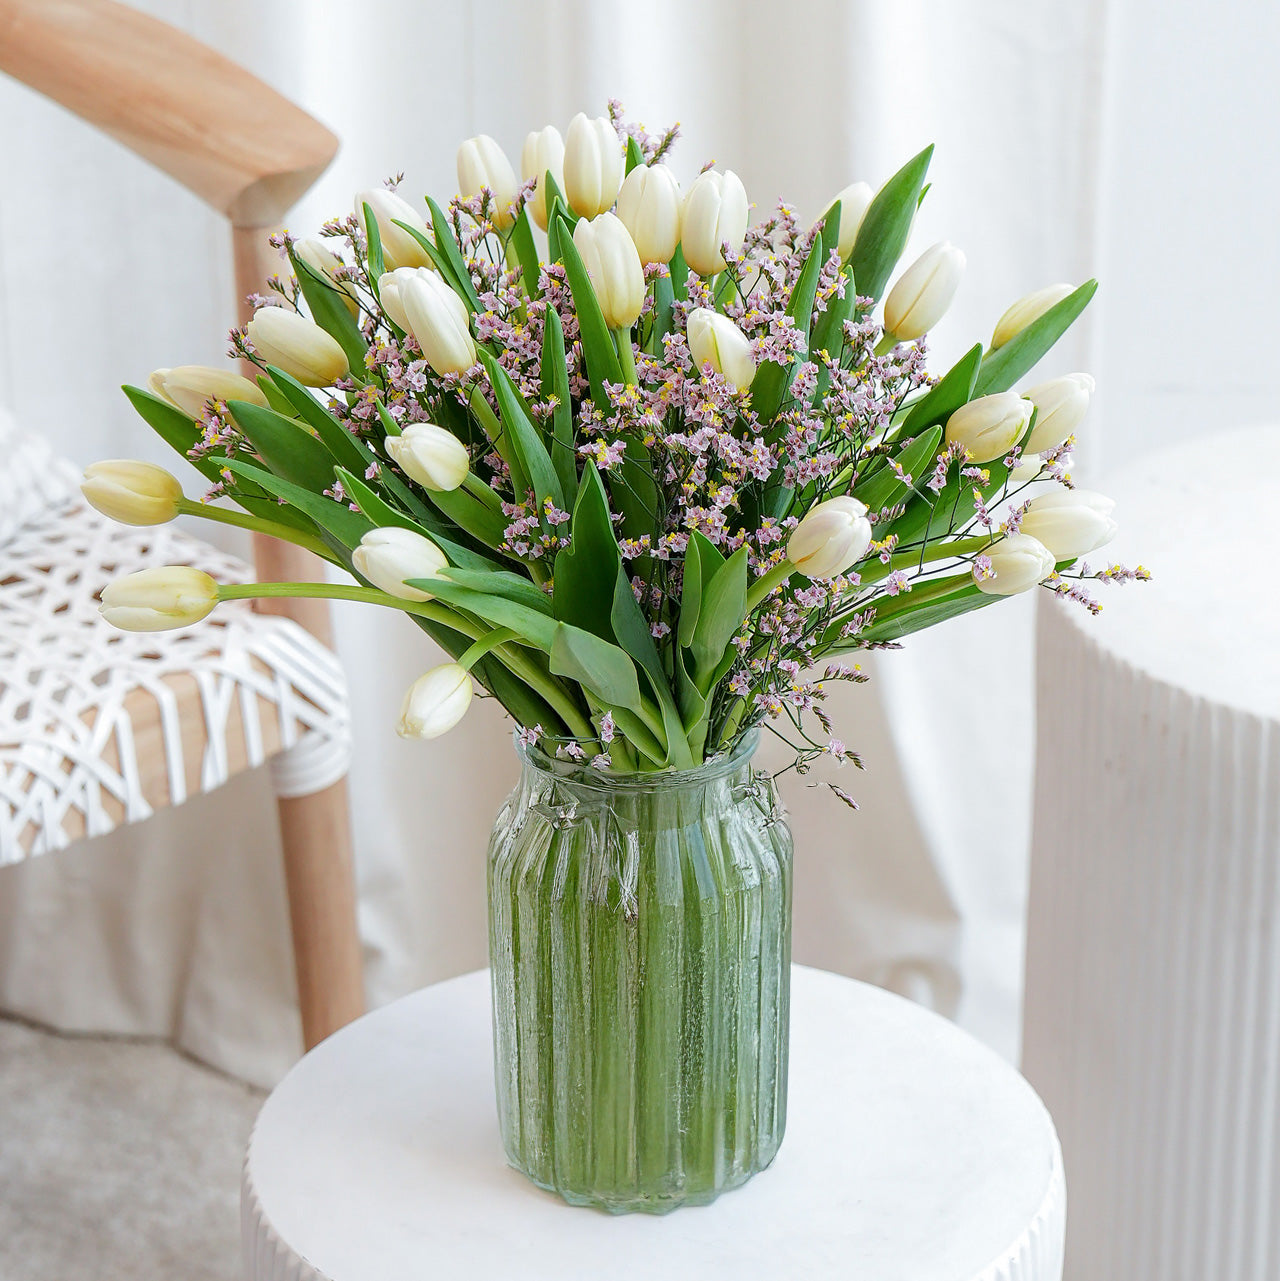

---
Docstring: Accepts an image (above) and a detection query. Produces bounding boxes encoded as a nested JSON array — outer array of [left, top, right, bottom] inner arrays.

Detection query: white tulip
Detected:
[[786, 496, 873, 579], [295, 238, 360, 317], [616, 164, 682, 265], [991, 282, 1074, 350], [1023, 373, 1096, 453], [352, 526, 449, 601], [99, 566, 219, 631], [562, 113, 624, 219], [681, 168, 749, 276], [884, 241, 966, 340], [821, 180, 874, 261], [397, 663, 474, 740], [149, 365, 267, 418], [82, 460, 183, 526], [686, 307, 756, 392], [385, 423, 470, 492], [973, 533, 1056, 596], [520, 125, 565, 231], [355, 188, 434, 271], [945, 392, 1034, 464], [1019, 489, 1117, 561], [400, 272, 477, 376], [377, 266, 435, 332], [457, 134, 519, 229], [572, 213, 645, 330], [245, 308, 349, 387]]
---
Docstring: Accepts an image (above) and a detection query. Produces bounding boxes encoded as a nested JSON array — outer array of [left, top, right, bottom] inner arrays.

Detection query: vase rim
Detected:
[[513, 728, 761, 791]]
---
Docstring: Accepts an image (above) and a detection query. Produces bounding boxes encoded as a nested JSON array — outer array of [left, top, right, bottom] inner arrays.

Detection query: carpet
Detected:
[[0, 1018, 264, 1281]]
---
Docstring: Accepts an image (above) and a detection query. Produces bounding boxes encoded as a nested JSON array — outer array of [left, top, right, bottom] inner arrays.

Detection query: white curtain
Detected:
[[1, 0, 1269, 1087]]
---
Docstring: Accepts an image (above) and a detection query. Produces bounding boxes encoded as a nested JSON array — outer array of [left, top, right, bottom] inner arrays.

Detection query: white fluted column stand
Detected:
[[243, 966, 1064, 1281], [1023, 424, 1280, 1281]]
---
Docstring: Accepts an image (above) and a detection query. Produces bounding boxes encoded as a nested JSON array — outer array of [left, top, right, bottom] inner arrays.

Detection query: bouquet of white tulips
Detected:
[[91, 103, 1145, 788]]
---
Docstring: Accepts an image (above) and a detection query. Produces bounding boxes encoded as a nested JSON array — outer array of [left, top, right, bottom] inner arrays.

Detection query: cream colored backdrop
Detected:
[[1, 0, 1271, 1087]]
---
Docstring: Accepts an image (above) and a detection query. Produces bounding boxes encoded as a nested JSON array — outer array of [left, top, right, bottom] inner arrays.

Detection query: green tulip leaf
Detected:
[[540, 307, 578, 503], [226, 399, 337, 495], [549, 623, 643, 714], [554, 214, 624, 410], [424, 196, 483, 311], [478, 349, 563, 511], [422, 578, 559, 652], [900, 342, 983, 435], [855, 573, 997, 643], [361, 202, 386, 282], [265, 366, 370, 478], [854, 424, 943, 516], [441, 566, 553, 614], [222, 457, 371, 549], [677, 534, 703, 648], [974, 280, 1098, 396], [290, 250, 368, 375], [553, 465, 620, 639], [849, 144, 933, 303], [692, 545, 748, 686], [509, 207, 541, 299], [625, 136, 645, 175], [754, 227, 826, 423]]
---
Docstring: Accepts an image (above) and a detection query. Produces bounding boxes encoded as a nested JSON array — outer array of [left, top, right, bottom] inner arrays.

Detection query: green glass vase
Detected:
[[487, 731, 793, 1214]]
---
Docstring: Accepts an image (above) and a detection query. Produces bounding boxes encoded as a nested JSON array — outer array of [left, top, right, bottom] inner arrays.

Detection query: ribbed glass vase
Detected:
[[487, 731, 793, 1214]]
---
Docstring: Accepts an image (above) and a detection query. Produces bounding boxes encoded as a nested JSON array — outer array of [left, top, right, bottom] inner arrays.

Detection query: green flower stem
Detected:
[[495, 644, 593, 741], [468, 386, 521, 481], [745, 560, 797, 613], [874, 332, 900, 356], [217, 581, 592, 740], [462, 472, 505, 511], [613, 328, 639, 385], [458, 627, 518, 671], [717, 697, 749, 748], [176, 499, 334, 562], [858, 534, 992, 586]]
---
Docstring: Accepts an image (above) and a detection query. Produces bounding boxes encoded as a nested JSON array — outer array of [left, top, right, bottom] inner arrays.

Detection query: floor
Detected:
[[0, 1018, 263, 1281]]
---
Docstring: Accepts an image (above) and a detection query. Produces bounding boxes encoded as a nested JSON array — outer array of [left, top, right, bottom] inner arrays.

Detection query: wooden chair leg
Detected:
[[276, 779, 364, 1049]]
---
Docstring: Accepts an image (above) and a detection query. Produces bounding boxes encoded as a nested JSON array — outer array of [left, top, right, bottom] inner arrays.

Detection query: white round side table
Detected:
[[1022, 424, 1280, 1280], [242, 965, 1064, 1281]]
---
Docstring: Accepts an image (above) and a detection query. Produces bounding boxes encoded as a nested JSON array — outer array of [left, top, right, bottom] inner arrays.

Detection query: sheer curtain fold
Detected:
[[8, 0, 1259, 1085]]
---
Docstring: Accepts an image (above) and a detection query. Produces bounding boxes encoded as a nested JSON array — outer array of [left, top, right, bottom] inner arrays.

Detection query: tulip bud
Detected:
[[562, 113, 625, 219], [1023, 373, 1096, 453], [945, 392, 1034, 464], [377, 266, 435, 332], [99, 566, 219, 631], [400, 272, 477, 376], [884, 241, 966, 340], [973, 533, 1056, 596], [991, 283, 1074, 350], [397, 663, 474, 740], [786, 496, 873, 579], [149, 365, 268, 418], [572, 213, 645, 330], [385, 423, 470, 492], [352, 526, 449, 601], [616, 164, 682, 266], [681, 169, 749, 276], [457, 134, 519, 229], [1019, 489, 1117, 561], [245, 307, 349, 387], [82, 460, 183, 526], [355, 188, 434, 271], [686, 307, 756, 392], [295, 238, 360, 317], [520, 125, 566, 231], [821, 181, 874, 262]]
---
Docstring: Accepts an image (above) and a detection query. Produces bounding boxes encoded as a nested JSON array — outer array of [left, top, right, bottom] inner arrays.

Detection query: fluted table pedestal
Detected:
[[1023, 424, 1280, 1280], [243, 965, 1064, 1280]]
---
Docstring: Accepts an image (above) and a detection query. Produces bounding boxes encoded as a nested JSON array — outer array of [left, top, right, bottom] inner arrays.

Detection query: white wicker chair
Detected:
[[0, 415, 351, 858], [0, 0, 365, 1049]]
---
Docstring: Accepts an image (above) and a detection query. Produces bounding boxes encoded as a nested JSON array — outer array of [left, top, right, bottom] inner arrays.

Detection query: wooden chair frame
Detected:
[[0, 0, 364, 1050]]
